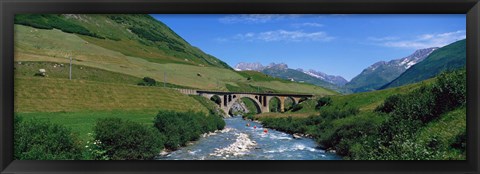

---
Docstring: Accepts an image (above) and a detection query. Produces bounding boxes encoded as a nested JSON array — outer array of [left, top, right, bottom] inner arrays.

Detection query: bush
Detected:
[[153, 110, 224, 150], [94, 118, 164, 160], [14, 116, 82, 160], [138, 77, 157, 86], [315, 97, 332, 110], [451, 131, 466, 151], [432, 70, 466, 114], [320, 106, 359, 120], [260, 116, 311, 134], [291, 104, 303, 112], [375, 94, 400, 113], [351, 69, 467, 160]]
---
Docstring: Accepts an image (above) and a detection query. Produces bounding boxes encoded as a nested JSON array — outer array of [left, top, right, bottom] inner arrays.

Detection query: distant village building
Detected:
[[288, 78, 295, 82]]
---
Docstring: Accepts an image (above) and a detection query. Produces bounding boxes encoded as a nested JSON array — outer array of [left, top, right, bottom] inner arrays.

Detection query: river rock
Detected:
[[209, 133, 256, 157], [293, 133, 302, 139]]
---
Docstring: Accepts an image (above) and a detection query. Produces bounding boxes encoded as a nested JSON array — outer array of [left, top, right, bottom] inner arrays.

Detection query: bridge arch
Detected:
[[227, 96, 262, 116], [210, 95, 222, 106], [268, 96, 281, 112], [226, 94, 263, 116], [195, 90, 313, 116]]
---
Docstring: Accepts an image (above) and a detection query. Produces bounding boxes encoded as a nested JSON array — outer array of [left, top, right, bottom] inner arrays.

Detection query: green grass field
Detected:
[[16, 110, 160, 142], [15, 77, 208, 113], [15, 24, 336, 95]]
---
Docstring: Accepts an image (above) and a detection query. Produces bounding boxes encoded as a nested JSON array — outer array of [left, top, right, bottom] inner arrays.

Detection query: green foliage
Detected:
[[431, 69, 466, 113], [269, 97, 281, 112], [241, 98, 261, 114], [14, 116, 82, 160], [355, 69, 466, 160], [83, 134, 109, 160], [374, 94, 400, 113], [93, 118, 164, 160], [258, 69, 466, 160], [153, 110, 225, 150], [138, 77, 157, 86], [315, 97, 332, 110], [291, 104, 303, 112], [190, 95, 225, 116], [242, 113, 255, 120], [15, 14, 105, 39], [451, 131, 466, 151], [317, 113, 384, 156], [319, 105, 359, 120]]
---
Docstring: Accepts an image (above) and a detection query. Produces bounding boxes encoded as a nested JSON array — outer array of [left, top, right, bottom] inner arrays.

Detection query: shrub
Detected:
[[451, 131, 466, 151], [260, 116, 310, 134], [432, 70, 466, 114], [375, 94, 400, 113], [291, 104, 303, 112], [352, 69, 467, 160], [94, 118, 164, 160], [315, 97, 332, 110], [138, 77, 157, 86], [14, 116, 82, 160], [320, 106, 359, 120], [153, 110, 224, 150]]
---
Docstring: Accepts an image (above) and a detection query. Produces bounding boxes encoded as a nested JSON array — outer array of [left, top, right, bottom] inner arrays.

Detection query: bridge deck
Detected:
[[196, 90, 314, 97]]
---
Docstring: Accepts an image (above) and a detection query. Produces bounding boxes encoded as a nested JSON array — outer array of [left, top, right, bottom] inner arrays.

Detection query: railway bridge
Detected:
[[174, 88, 313, 115]]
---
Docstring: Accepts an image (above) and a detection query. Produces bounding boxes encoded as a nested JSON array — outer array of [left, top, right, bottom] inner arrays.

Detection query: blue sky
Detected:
[[150, 14, 465, 81]]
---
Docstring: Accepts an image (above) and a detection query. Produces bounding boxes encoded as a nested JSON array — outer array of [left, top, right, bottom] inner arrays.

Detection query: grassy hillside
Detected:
[[344, 63, 404, 93], [14, 23, 335, 95], [15, 14, 231, 69], [14, 77, 208, 113], [381, 39, 465, 89], [256, 78, 429, 118], [254, 70, 466, 160], [14, 61, 216, 140]]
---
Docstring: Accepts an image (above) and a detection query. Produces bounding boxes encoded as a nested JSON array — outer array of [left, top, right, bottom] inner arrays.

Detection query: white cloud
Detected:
[[374, 30, 466, 49], [233, 30, 334, 42], [219, 14, 302, 24], [291, 22, 324, 28], [367, 36, 399, 42]]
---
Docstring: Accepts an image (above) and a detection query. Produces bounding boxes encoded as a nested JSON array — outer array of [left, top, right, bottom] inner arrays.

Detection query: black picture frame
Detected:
[[1, 0, 479, 173]]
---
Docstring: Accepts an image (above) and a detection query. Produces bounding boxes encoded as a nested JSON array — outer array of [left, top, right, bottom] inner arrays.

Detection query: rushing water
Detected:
[[157, 116, 341, 160]]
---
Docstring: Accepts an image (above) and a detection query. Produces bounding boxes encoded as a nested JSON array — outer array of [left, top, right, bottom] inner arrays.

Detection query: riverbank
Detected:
[[250, 70, 467, 160], [157, 116, 340, 160]]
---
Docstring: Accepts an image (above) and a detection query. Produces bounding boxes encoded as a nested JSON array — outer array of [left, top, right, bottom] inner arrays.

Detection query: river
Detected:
[[157, 116, 341, 160]]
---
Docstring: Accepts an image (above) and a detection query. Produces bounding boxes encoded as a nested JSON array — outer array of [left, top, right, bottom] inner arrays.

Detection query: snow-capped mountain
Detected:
[[345, 47, 438, 93], [233, 62, 349, 92], [234, 62, 265, 71], [296, 69, 348, 86]]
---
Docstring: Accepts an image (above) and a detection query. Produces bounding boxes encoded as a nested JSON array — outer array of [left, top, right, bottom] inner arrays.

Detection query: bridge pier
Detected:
[[196, 91, 312, 116]]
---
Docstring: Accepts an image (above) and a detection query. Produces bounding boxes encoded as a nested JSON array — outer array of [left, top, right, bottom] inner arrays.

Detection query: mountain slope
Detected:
[[299, 69, 348, 86], [15, 14, 232, 69], [260, 63, 345, 93], [234, 62, 265, 71], [14, 14, 336, 96], [234, 62, 348, 93], [381, 39, 466, 89], [345, 47, 437, 93]]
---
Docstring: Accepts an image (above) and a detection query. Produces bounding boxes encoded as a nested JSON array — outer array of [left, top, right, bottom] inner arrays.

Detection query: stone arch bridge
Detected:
[[174, 88, 313, 115]]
